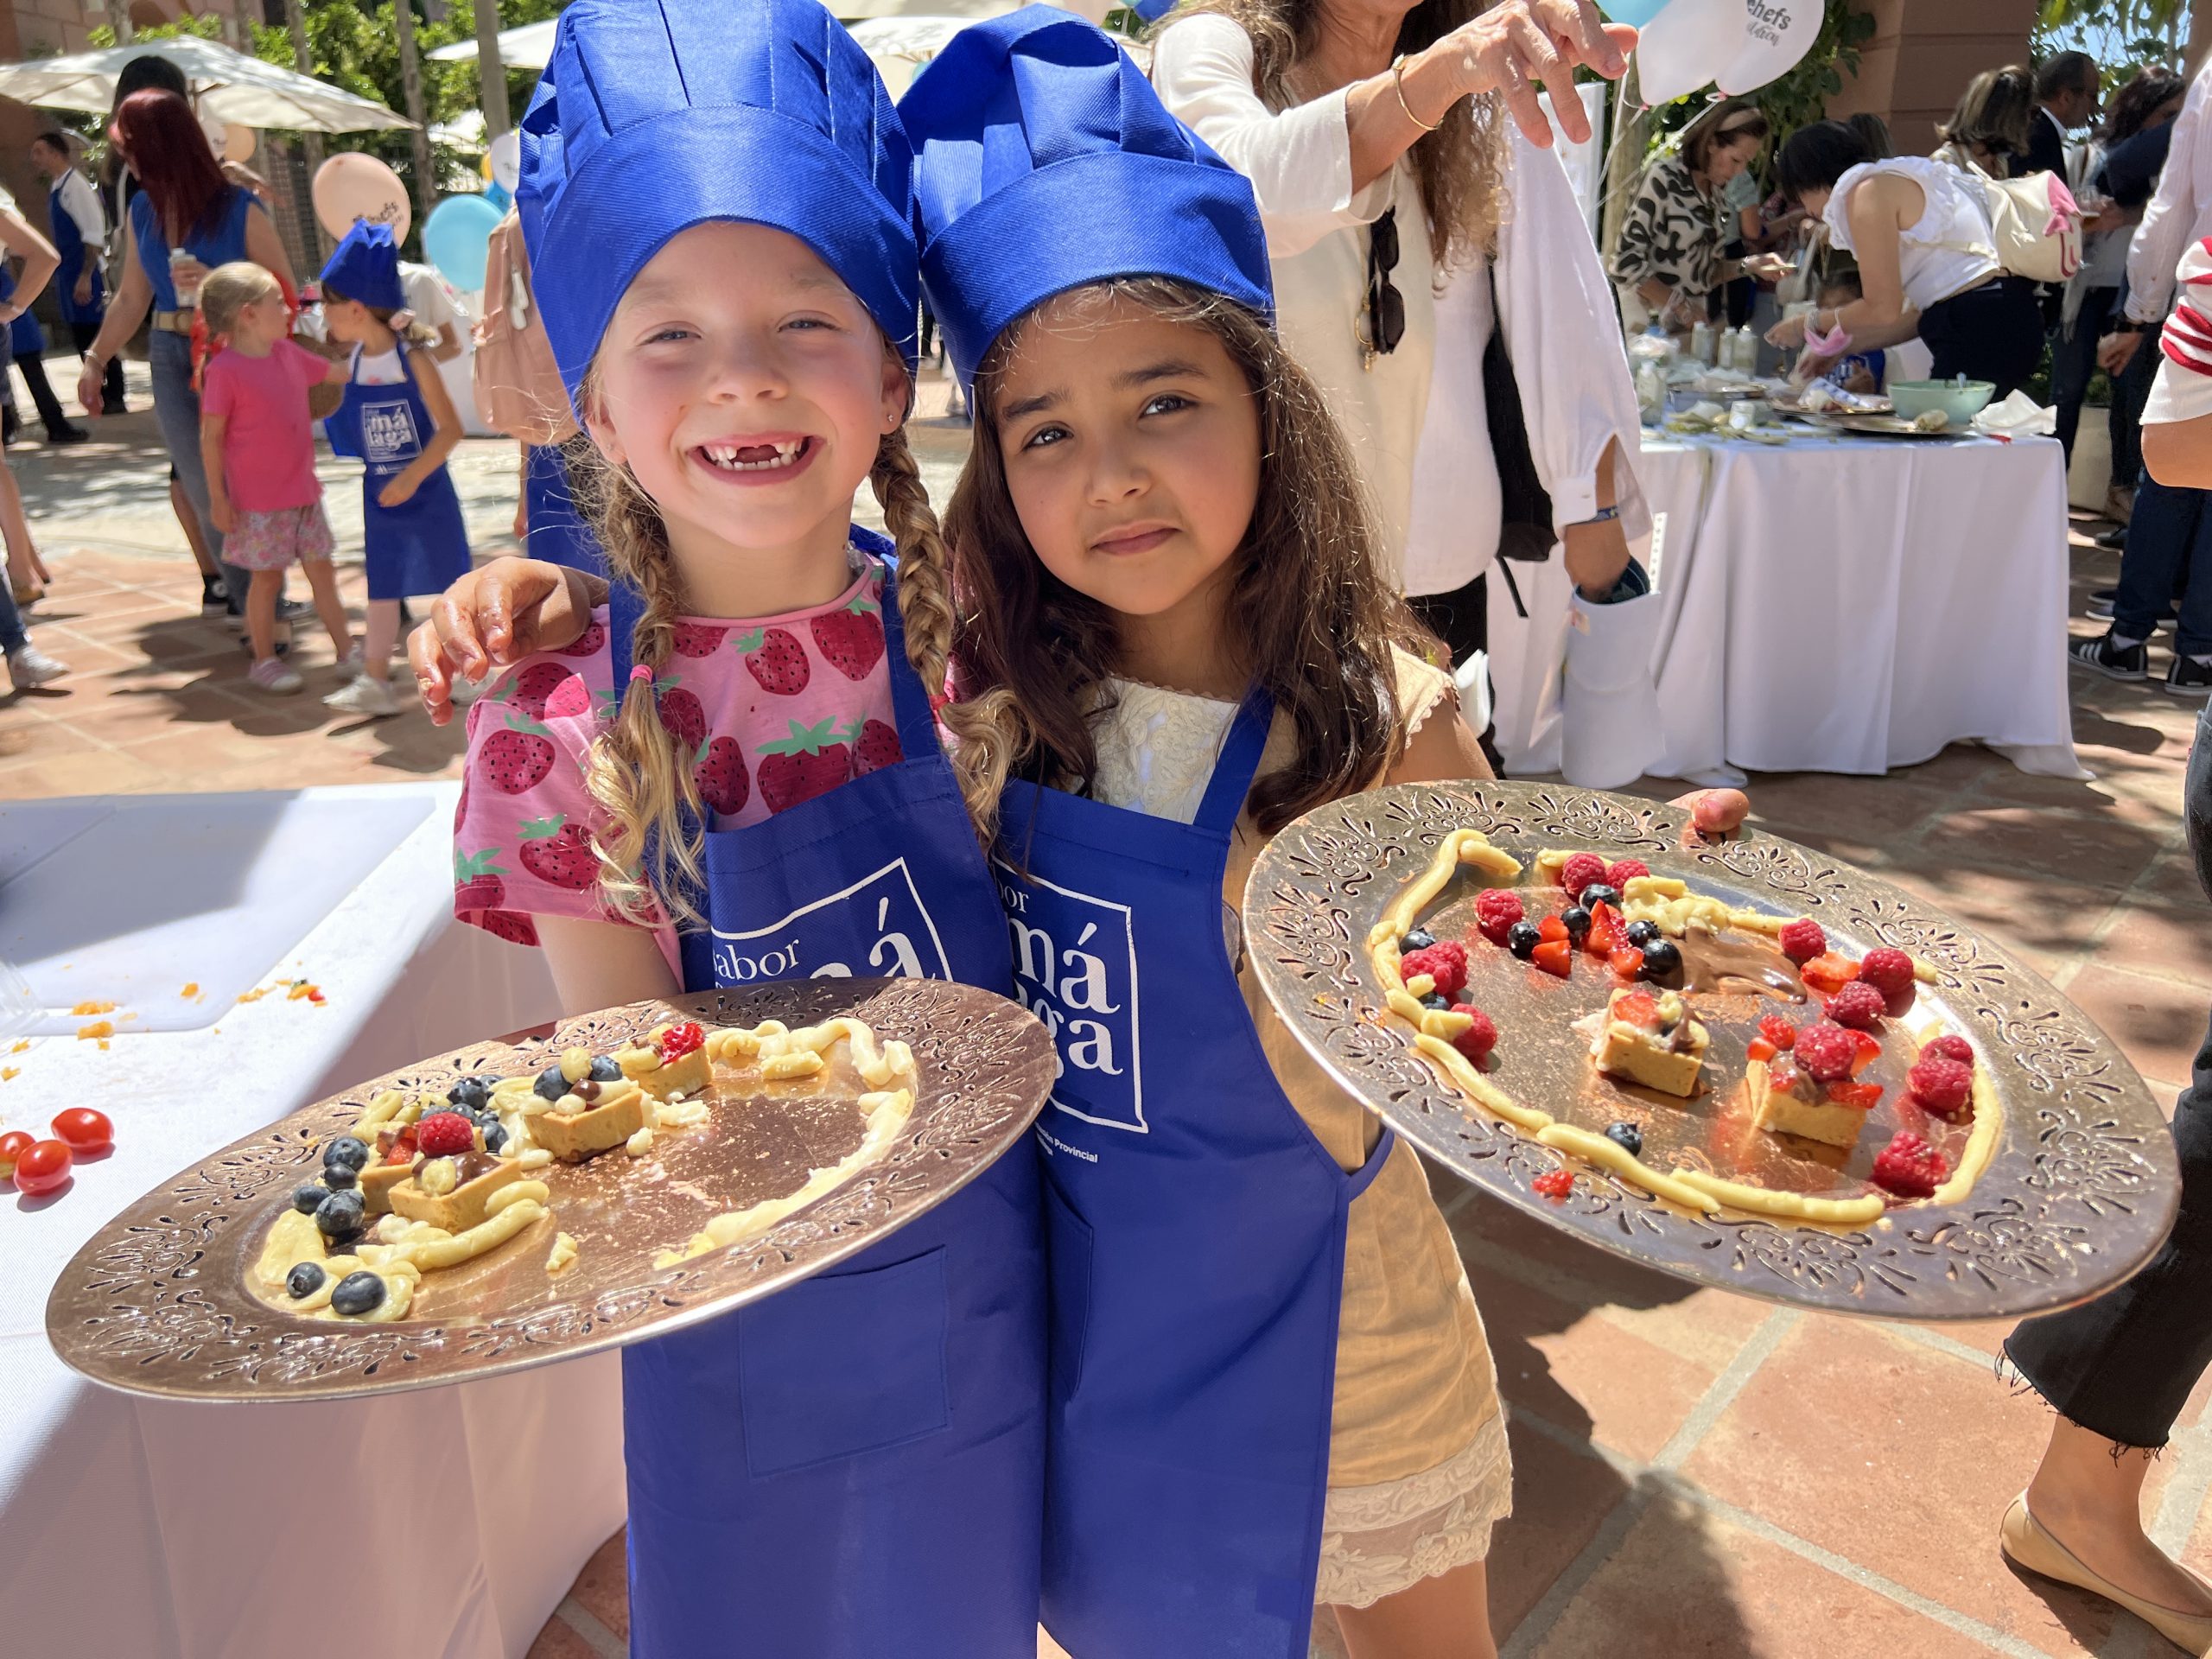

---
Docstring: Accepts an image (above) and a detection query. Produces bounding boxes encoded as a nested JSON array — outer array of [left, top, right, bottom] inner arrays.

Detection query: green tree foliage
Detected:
[[2031, 0, 2187, 72]]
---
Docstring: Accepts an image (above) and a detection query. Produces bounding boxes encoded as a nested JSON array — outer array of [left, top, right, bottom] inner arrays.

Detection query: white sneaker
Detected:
[[5, 642, 67, 689], [325, 672, 402, 717], [339, 644, 364, 676], [248, 657, 303, 695]]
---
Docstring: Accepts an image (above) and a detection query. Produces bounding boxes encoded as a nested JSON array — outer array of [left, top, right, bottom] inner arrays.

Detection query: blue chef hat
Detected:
[[517, 0, 920, 404], [318, 219, 404, 312], [900, 4, 1272, 391]]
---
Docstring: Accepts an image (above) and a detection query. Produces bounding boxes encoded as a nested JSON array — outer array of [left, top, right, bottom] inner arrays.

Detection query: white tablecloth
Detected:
[[1487, 431, 2083, 784], [0, 785, 622, 1659]]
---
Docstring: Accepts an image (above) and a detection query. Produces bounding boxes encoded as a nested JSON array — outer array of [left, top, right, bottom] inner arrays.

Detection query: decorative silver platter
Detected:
[[48, 978, 1051, 1401], [1243, 783, 2179, 1321]]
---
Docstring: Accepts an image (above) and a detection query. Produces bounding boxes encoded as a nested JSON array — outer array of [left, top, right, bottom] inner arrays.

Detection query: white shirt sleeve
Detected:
[[1150, 14, 1376, 259], [56, 169, 105, 246], [1492, 127, 1648, 540], [400, 263, 461, 331], [2127, 62, 2212, 321]]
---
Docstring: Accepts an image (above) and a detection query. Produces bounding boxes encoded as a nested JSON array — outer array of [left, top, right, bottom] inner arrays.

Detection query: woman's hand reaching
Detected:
[[1431, 0, 1636, 149]]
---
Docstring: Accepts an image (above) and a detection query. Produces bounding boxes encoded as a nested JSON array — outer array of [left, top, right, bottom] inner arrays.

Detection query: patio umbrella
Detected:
[[0, 36, 415, 130]]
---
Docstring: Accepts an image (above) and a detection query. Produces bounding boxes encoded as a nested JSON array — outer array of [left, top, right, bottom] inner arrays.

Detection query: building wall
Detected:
[[1826, 0, 2041, 156]]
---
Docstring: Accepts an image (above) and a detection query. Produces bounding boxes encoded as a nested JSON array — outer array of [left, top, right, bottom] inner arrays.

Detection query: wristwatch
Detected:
[[1573, 505, 1623, 527]]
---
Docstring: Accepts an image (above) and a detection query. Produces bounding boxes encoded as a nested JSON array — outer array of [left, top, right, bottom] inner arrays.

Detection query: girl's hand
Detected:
[[1765, 312, 1809, 349], [1669, 788, 1750, 845], [408, 556, 605, 726], [377, 474, 419, 510], [209, 497, 233, 534], [1436, 1, 1635, 149]]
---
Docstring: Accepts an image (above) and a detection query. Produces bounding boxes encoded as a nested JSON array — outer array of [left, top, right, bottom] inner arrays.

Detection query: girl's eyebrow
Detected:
[[1001, 359, 1205, 423]]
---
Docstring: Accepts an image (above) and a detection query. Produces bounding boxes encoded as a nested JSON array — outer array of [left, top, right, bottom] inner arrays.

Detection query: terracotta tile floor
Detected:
[[8, 360, 2206, 1656]]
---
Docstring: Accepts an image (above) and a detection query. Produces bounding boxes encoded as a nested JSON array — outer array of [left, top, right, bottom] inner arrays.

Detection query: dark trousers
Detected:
[[2112, 474, 2212, 656], [67, 320, 123, 413], [1406, 571, 1505, 775], [2112, 327, 2161, 494], [2006, 710, 2212, 1448], [12, 349, 73, 438], [1918, 276, 2047, 399], [2051, 288, 2119, 467]]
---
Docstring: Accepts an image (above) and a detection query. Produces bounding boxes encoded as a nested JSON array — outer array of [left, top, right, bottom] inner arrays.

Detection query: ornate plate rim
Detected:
[[1242, 782, 2181, 1322]]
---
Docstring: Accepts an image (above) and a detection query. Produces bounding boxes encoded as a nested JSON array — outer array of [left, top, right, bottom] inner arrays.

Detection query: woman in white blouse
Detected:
[[1152, 0, 1665, 786]]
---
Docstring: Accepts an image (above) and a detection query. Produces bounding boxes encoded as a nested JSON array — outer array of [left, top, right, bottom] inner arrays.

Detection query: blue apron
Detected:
[[338, 338, 471, 601], [995, 693, 1393, 1659], [47, 181, 103, 329], [0, 268, 42, 358], [523, 440, 603, 575], [610, 537, 1046, 1659]]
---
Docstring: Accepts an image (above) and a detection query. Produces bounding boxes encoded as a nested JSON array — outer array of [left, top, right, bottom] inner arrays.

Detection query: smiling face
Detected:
[[581, 221, 906, 582], [990, 289, 1261, 642]]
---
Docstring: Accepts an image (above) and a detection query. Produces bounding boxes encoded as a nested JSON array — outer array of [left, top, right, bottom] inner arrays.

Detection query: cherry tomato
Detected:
[[13, 1138, 72, 1196], [51, 1107, 112, 1154], [0, 1129, 30, 1178]]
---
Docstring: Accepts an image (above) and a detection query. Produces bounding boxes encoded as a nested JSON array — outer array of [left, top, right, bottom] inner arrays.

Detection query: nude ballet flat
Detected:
[[2001, 1494, 2212, 1656]]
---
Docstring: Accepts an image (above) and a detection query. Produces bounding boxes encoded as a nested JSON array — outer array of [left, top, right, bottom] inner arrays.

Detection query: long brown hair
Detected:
[[1171, 0, 1507, 271], [572, 355, 973, 928], [946, 278, 1433, 841]]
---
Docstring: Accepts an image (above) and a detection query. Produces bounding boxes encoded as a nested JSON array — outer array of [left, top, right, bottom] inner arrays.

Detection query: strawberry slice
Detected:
[[1532, 940, 1573, 978], [1613, 989, 1662, 1028], [1825, 1079, 1884, 1110], [1609, 946, 1645, 980], [1538, 914, 1568, 944], [1747, 1037, 1777, 1063], [1801, 952, 1862, 995], [1767, 1061, 1801, 1093], [1849, 1030, 1881, 1076], [1586, 901, 1624, 956]]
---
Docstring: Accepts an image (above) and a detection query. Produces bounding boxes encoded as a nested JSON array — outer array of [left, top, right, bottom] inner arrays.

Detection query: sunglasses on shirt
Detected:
[[1360, 207, 1405, 369]]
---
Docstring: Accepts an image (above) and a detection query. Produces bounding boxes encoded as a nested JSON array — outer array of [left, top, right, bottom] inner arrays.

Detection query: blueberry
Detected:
[[1580, 883, 1622, 911], [1605, 1121, 1644, 1157], [1401, 928, 1437, 953], [447, 1076, 493, 1112], [1506, 920, 1541, 960], [1560, 906, 1592, 940], [314, 1187, 365, 1239], [1624, 919, 1662, 947], [322, 1135, 370, 1174], [286, 1262, 326, 1300], [588, 1055, 622, 1084], [1639, 939, 1683, 980], [534, 1063, 570, 1103], [321, 1161, 358, 1191], [291, 1183, 329, 1215], [1421, 991, 1451, 1011], [483, 1123, 508, 1154], [329, 1271, 385, 1318]]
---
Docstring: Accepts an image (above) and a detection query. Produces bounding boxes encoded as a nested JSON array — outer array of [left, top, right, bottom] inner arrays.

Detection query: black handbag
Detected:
[[1481, 267, 1550, 615]]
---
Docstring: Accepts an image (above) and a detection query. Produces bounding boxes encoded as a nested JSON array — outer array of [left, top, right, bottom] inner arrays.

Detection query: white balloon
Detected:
[[488, 130, 520, 194], [1632, 0, 1738, 105], [1717, 0, 1818, 95]]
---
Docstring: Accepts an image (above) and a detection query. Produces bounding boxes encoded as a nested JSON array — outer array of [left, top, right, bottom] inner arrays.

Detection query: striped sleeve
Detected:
[[2145, 237, 2212, 425]]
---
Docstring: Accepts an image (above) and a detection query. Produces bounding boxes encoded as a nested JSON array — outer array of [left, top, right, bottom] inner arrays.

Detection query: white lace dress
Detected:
[[1086, 673, 1514, 1618]]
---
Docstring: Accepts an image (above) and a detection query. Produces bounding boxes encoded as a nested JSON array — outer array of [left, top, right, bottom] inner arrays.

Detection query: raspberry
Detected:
[[1858, 948, 1916, 998], [1906, 1055, 1974, 1116], [1827, 981, 1887, 1030], [1778, 918, 1827, 963], [1473, 888, 1523, 944], [415, 1111, 475, 1158], [1449, 1003, 1497, 1064], [1401, 941, 1469, 1001], [1927, 1033, 1975, 1069], [1871, 1131, 1948, 1199], [1560, 853, 1609, 900], [658, 1021, 706, 1059], [1606, 858, 1650, 891], [1533, 1168, 1574, 1200], [1793, 1022, 1859, 1082], [1757, 1014, 1797, 1050]]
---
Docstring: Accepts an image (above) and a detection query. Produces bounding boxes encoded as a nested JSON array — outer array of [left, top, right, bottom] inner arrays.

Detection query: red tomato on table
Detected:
[[51, 1108, 112, 1154], [0, 1130, 30, 1178], [14, 1138, 72, 1195]]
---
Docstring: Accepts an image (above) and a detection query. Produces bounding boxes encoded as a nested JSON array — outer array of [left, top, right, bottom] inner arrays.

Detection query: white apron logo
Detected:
[[995, 861, 1145, 1133], [360, 399, 422, 469], [709, 858, 950, 983]]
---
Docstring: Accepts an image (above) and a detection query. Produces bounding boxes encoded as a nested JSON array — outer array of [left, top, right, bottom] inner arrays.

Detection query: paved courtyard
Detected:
[[6, 355, 2209, 1658]]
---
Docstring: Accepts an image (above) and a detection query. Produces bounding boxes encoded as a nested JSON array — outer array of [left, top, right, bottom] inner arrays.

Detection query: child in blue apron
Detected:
[[905, 12, 1511, 1656], [317, 219, 471, 719], [451, 3, 1046, 1654]]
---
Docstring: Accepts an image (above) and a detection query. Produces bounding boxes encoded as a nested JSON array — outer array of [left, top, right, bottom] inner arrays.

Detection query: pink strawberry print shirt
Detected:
[[454, 559, 902, 969]]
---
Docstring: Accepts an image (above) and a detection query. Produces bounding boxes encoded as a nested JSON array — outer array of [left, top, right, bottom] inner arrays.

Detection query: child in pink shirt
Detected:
[[198, 261, 354, 696]]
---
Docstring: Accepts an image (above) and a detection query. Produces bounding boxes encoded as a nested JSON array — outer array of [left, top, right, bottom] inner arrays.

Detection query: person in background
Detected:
[[2024, 50, 2100, 180], [1611, 99, 1779, 334], [1934, 66, 2037, 178], [0, 193, 64, 690], [397, 259, 464, 363], [31, 131, 122, 416], [0, 246, 87, 447], [1804, 270, 1885, 392]]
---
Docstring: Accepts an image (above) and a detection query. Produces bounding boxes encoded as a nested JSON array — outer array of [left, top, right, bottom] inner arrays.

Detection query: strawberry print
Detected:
[[758, 717, 854, 811], [505, 661, 574, 720], [517, 816, 596, 889], [554, 620, 607, 658], [657, 682, 707, 752], [482, 710, 557, 794], [739, 626, 810, 696], [673, 622, 728, 658], [811, 594, 885, 681], [480, 912, 539, 946], [850, 717, 902, 775], [695, 735, 751, 817], [453, 848, 509, 911]]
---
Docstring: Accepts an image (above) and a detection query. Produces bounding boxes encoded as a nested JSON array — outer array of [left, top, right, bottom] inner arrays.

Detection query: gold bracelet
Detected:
[[1392, 57, 1441, 134]]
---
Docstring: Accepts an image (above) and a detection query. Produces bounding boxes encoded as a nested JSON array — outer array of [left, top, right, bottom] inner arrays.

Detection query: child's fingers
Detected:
[[407, 622, 455, 727], [429, 588, 492, 680], [1668, 788, 1750, 844]]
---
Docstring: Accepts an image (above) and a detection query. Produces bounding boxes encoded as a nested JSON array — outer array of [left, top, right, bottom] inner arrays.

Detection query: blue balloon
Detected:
[[481, 179, 512, 213], [1600, 0, 1674, 24], [421, 193, 505, 293]]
